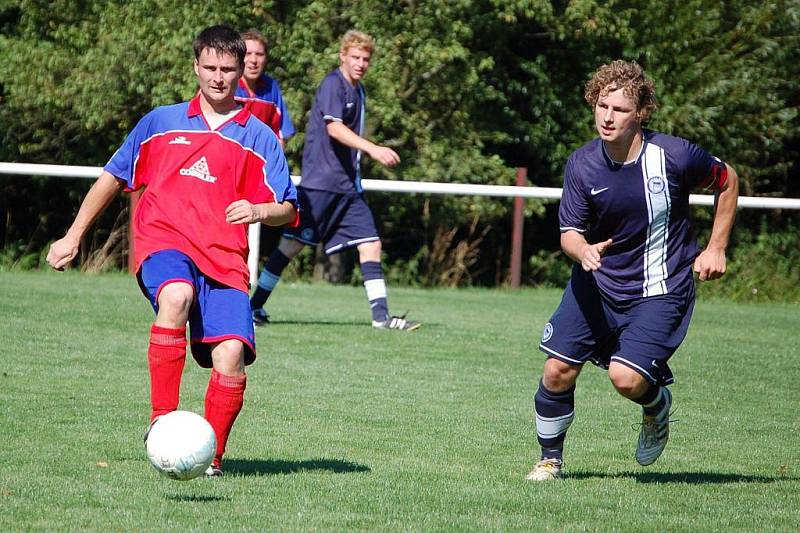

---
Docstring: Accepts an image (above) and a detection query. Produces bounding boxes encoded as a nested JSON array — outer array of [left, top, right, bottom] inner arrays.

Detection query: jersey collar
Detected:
[[239, 75, 270, 96], [187, 93, 251, 127], [601, 132, 646, 167]]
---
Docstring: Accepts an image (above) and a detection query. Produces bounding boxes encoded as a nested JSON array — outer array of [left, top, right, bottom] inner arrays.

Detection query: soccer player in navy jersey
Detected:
[[249, 30, 420, 331], [235, 29, 295, 149], [526, 60, 739, 481], [46, 25, 298, 477]]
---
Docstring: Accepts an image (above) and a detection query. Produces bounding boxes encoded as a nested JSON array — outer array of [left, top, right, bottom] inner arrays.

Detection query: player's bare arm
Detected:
[[694, 163, 739, 281], [561, 230, 613, 272], [46, 171, 124, 270], [224, 199, 297, 226], [326, 121, 400, 167]]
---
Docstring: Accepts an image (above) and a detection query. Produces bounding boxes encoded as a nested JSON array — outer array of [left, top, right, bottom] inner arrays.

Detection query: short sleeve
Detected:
[[558, 154, 590, 233], [317, 75, 344, 123], [104, 111, 157, 191], [240, 128, 298, 224], [680, 139, 728, 191], [273, 80, 296, 139]]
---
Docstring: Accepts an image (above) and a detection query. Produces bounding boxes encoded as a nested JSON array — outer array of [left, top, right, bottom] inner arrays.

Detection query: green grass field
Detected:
[[1, 271, 798, 531]]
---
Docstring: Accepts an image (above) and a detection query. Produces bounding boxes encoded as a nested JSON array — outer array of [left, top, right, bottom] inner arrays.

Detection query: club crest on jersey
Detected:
[[647, 176, 666, 194], [168, 135, 192, 145], [179, 156, 217, 183], [301, 228, 315, 241], [542, 322, 553, 343]]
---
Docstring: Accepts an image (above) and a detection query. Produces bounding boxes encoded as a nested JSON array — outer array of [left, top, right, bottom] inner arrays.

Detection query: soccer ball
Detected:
[[145, 410, 217, 481]]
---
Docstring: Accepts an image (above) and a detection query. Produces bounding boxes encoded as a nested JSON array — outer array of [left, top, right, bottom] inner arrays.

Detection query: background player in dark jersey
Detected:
[[46, 25, 298, 477], [526, 60, 739, 481], [236, 28, 295, 149], [250, 30, 420, 331]]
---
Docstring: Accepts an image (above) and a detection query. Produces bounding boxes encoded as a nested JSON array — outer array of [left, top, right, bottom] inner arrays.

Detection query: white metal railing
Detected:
[[3, 161, 798, 208], [3, 162, 800, 284]]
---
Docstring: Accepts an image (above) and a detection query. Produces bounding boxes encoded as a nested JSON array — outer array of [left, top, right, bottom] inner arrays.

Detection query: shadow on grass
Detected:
[[167, 494, 227, 502], [267, 319, 366, 327], [223, 458, 371, 477], [269, 319, 436, 329], [566, 470, 796, 484]]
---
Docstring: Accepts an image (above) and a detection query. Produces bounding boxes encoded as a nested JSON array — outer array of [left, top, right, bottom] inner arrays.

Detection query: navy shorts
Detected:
[[137, 249, 256, 368], [283, 187, 380, 254], [538, 266, 695, 385]]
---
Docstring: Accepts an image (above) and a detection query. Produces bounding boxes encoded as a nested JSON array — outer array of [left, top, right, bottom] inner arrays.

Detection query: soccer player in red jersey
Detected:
[[235, 28, 295, 149], [46, 25, 297, 477]]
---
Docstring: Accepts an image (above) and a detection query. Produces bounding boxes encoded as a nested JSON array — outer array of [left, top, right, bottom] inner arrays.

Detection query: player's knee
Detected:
[[279, 238, 305, 258], [542, 358, 579, 392], [608, 363, 647, 398], [211, 339, 246, 375], [357, 240, 382, 262], [157, 283, 194, 315]]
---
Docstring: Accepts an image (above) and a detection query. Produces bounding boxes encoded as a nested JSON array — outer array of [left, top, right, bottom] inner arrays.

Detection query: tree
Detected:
[[1, 0, 797, 287]]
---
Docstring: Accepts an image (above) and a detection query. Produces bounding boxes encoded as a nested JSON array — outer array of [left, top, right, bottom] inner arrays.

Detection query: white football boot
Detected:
[[636, 387, 672, 466]]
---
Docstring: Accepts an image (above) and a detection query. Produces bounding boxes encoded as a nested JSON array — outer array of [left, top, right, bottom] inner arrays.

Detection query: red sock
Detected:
[[204, 369, 246, 466], [147, 324, 187, 421]]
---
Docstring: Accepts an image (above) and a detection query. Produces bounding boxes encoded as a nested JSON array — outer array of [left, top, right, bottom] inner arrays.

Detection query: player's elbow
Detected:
[[326, 120, 345, 140], [275, 203, 297, 226]]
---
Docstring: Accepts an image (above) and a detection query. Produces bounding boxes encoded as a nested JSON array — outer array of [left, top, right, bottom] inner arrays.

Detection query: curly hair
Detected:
[[584, 60, 657, 122], [339, 30, 375, 55]]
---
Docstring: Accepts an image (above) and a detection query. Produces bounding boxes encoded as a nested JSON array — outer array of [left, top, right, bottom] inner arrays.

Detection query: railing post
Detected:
[[510, 167, 527, 288], [248, 223, 261, 289]]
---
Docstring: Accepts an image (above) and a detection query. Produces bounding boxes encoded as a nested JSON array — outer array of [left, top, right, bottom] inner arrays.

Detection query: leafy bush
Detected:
[[697, 224, 800, 303]]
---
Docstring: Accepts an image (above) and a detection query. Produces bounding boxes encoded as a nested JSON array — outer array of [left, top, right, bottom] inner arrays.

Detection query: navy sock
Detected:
[[360, 261, 389, 322], [535, 379, 575, 460], [634, 385, 667, 416], [250, 249, 291, 309]]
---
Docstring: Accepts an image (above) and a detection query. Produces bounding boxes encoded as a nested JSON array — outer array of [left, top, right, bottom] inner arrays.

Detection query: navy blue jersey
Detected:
[[300, 69, 366, 193], [559, 129, 728, 301]]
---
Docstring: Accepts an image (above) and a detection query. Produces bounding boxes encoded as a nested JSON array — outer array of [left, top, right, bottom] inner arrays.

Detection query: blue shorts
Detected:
[[137, 250, 256, 368], [283, 187, 379, 254], [538, 266, 695, 385]]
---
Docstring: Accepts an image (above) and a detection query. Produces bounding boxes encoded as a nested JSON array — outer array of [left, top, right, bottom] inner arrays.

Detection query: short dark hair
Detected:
[[193, 25, 246, 69]]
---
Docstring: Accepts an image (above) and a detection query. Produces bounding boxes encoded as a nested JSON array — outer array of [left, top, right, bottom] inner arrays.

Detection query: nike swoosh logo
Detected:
[[590, 187, 609, 196]]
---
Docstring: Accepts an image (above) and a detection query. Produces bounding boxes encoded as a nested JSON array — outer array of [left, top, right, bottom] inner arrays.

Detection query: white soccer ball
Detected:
[[145, 410, 217, 481]]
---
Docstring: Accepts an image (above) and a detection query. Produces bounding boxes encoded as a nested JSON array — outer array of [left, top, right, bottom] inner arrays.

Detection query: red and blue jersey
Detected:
[[234, 75, 295, 141], [105, 94, 297, 293], [559, 129, 728, 301]]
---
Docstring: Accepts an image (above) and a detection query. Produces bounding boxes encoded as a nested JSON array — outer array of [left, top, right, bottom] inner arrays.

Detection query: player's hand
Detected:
[[225, 200, 257, 225], [46, 237, 80, 271], [369, 146, 400, 167], [693, 246, 727, 281], [580, 238, 612, 272]]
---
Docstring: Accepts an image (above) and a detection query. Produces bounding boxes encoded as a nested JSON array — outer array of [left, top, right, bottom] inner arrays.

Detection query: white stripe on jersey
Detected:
[[641, 143, 671, 297]]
